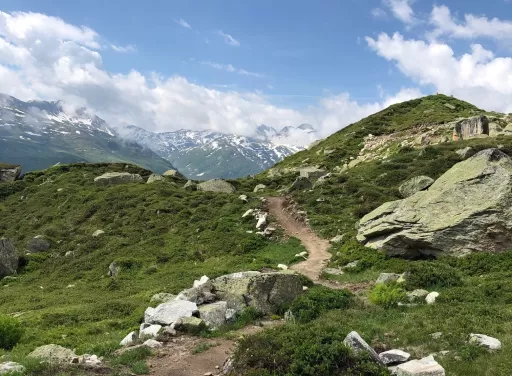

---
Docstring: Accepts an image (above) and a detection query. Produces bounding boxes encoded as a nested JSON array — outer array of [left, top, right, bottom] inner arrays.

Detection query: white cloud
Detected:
[[429, 5, 512, 41], [216, 30, 240, 47], [371, 8, 388, 19], [110, 44, 136, 53], [384, 0, 415, 24], [175, 18, 191, 30], [366, 31, 512, 112], [199, 61, 264, 77]]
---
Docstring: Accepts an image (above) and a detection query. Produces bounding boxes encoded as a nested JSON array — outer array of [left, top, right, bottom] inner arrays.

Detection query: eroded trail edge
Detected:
[[266, 196, 332, 282]]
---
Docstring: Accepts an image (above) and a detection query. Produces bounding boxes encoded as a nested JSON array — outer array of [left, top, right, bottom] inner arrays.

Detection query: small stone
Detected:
[[239, 195, 248, 202], [277, 264, 288, 270], [65, 251, 75, 257], [430, 332, 443, 340], [92, 230, 105, 237], [425, 292, 439, 304], [143, 339, 163, 348], [379, 349, 411, 365], [376, 273, 402, 284], [469, 333, 502, 350], [204, 373, 214, 376]]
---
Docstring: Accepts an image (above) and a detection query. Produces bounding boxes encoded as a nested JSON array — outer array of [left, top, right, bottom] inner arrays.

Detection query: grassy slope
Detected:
[[0, 163, 304, 362]]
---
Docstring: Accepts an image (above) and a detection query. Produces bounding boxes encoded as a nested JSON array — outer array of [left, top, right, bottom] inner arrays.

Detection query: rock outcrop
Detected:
[[398, 176, 434, 198], [0, 238, 19, 278], [146, 173, 166, 183], [0, 165, 21, 182], [27, 235, 50, 253], [454, 116, 489, 140], [289, 176, 313, 191], [357, 149, 512, 257], [28, 344, 77, 364], [94, 172, 143, 186], [197, 179, 236, 193], [163, 169, 184, 178]]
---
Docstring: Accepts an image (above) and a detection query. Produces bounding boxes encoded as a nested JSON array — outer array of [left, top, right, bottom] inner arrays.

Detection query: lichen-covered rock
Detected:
[[27, 235, 50, 253], [146, 300, 198, 325], [28, 344, 77, 364], [175, 281, 216, 305], [0, 238, 19, 279], [94, 172, 143, 185], [163, 169, 184, 178], [343, 331, 384, 366], [197, 179, 236, 193], [0, 165, 21, 182], [199, 301, 228, 329], [398, 176, 434, 198], [358, 149, 512, 257], [253, 184, 266, 193], [396, 355, 445, 376], [146, 173, 166, 183], [454, 116, 489, 140]]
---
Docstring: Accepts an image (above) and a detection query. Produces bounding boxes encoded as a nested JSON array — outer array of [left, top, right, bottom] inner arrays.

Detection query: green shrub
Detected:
[[369, 283, 406, 308], [404, 262, 462, 290], [288, 286, 353, 323], [0, 315, 24, 350]]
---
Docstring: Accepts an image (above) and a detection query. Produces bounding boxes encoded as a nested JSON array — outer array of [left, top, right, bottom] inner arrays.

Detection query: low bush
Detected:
[[0, 315, 24, 350], [288, 286, 353, 323], [369, 283, 406, 308], [404, 262, 462, 290]]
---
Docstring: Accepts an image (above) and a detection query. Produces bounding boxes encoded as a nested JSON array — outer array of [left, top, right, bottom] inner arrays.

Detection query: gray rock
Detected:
[[430, 332, 443, 340], [197, 179, 236, 193], [379, 349, 411, 365], [120, 331, 138, 346], [0, 238, 19, 279], [108, 261, 120, 277], [94, 172, 143, 186], [175, 281, 216, 305], [193, 275, 210, 288], [425, 292, 439, 305], [454, 116, 489, 140], [407, 289, 429, 302], [0, 362, 25, 375], [225, 308, 237, 323], [183, 180, 197, 191], [455, 147, 476, 160], [330, 234, 345, 244], [28, 344, 77, 364], [27, 235, 50, 253], [146, 173, 166, 184], [396, 355, 445, 376], [358, 149, 512, 257], [469, 333, 502, 350], [253, 184, 266, 193], [323, 268, 344, 276], [92, 229, 105, 237], [0, 165, 21, 182], [150, 293, 176, 304], [162, 169, 184, 178], [343, 331, 384, 366], [139, 324, 162, 339], [146, 300, 199, 325], [199, 301, 228, 329], [299, 167, 327, 180], [376, 273, 402, 284], [174, 317, 206, 334], [143, 339, 162, 348], [289, 176, 313, 191], [398, 176, 434, 198]]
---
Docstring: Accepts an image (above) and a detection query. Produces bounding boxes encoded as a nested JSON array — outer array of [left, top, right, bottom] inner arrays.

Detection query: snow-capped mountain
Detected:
[[0, 94, 175, 173], [121, 124, 313, 179]]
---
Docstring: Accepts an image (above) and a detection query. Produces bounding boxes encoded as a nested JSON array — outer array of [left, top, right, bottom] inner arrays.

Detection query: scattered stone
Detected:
[[323, 268, 344, 276], [0, 361, 25, 375], [425, 292, 439, 305], [146, 300, 199, 326], [289, 176, 313, 191], [139, 324, 162, 339], [174, 317, 206, 334], [379, 349, 411, 365], [469, 333, 502, 350], [430, 332, 443, 340], [256, 213, 268, 229], [277, 264, 288, 270], [0, 165, 21, 182], [398, 176, 435, 198], [65, 251, 75, 257], [183, 180, 197, 191], [242, 209, 254, 218], [94, 172, 143, 186], [162, 169, 184, 178], [150, 293, 176, 304], [295, 251, 308, 258], [376, 273, 402, 285], [193, 275, 210, 288], [175, 281, 216, 305], [343, 260, 359, 269], [143, 339, 162, 348], [396, 355, 445, 376], [358, 149, 512, 257], [28, 344, 77, 364], [199, 301, 228, 329], [407, 289, 429, 302], [92, 229, 105, 237], [120, 331, 138, 346], [108, 261, 120, 277], [455, 147, 476, 160], [57, 188, 64, 192], [239, 195, 248, 202], [330, 234, 345, 244], [197, 179, 236, 193], [0, 238, 19, 279], [27, 235, 50, 253], [146, 173, 166, 183], [253, 184, 266, 193], [343, 331, 384, 366], [82, 354, 102, 367]]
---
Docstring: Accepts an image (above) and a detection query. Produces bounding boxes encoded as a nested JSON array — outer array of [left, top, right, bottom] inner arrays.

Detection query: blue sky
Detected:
[[1, 0, 512, 139]]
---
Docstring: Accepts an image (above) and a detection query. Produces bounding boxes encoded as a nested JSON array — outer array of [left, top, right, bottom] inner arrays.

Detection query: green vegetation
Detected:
[[0, 316, 24, 350], [368, 283, 406, 308], [109, 346, 152, 374], [192, 341, 219, 354]]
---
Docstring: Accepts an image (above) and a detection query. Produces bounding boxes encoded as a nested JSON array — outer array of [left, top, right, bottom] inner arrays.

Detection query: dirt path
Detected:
[[266, 196, 332, 282]]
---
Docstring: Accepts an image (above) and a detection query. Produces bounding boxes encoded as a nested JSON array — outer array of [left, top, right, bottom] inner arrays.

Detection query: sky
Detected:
[[1, 0, 512, 140]]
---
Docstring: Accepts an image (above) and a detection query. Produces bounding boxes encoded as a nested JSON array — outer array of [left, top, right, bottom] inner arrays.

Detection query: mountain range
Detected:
[[0, 94, 316, 178]]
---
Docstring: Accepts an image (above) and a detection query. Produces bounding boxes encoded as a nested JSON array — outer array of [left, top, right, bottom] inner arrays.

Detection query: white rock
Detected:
[[256, 213, 268, 229], [0, 362, 25, 375], [146, 300, 198, 326], [396, 355, 445, 376], [277, 264, 288, 270], [82, 354, 102, 366], [430, 332, 443, 340], [193, 275, 210, 288], [239, 195, 248, 202], [143, 339, 163, 348], [144, 307, 156, 323], [120, 331, 138, 346], [376, 273, 402, 284], [469, 333, 502, 350], [242, 209, 254, 218], [139, 324, 162, 339], [379, 349, 411, 365], [425, 292, 439, 305], [343, 331, 384, 365], [92, 229, 105, 237]]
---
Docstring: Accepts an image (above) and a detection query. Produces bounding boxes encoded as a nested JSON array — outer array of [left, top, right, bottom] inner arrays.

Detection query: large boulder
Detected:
[[357, 149, 512, 257], [0, 165, 21, 182], [199, 301, 228, 329], [146, 173, 166, 184], [145, 300, 198, 326], [398, 176, 434, 198], [27, 235, 50, 253], [28, 344, 77, 364], [197, 179, 236, 193], [163, 169, 184, 178], [0, 238, 19, 278], [454, 116, 489, 140], [212, 271, 303, 314], [343, 331, 384, 366], [94, 172, 143, 186], [300, 167, 327, 180]]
